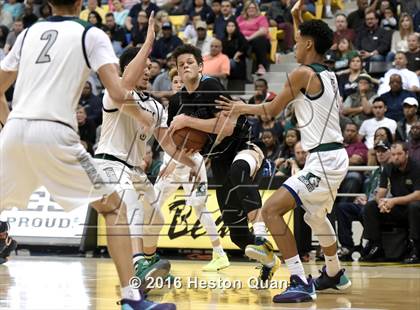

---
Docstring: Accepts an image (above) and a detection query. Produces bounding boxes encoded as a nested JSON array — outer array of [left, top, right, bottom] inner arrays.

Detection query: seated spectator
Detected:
[[214, 0, 236, 40], [362, 142, 420, 263], [379, 6, 397, 31], [3, 18, 23, 55], [188, 0, 212, 23], [332, 14, 355, 50], [248, 78, 276, 105], [396, 97, 419, 142], [80, 0, 106, 21], [104, 26, 124, 56], [277, 141, 307, 178], [368, 126, 394, 165], [190, 21, 212, 56], [111, 0, 129, 27], [336, 139, 392, 261], [334, 38, 359, 71], [341, 73, 376, 127], [250, 110, 283, 143], [347, 0, 369, 32], [131, 10, 148, 46], [207, 0, 221, 26], [405, 34, 420, 75], [104, 13, 127, 50], [127, 0, 159, 31], [79, 81, 103, 126], [2, 0, 24, 21], [408, 121, 420, 162], [337, 54, 366, 100], [152, 53, 177, 100], [22, 4, 38, 29], [378, 52, 419, 96], [39, 3, 52, 20], [387, 13, 414, 62], [151, 21, 183, 66], [380, 73, 416, 122], [275, 128, 299, 168], [359, 97, 397, 150], [149, 60, 161, 85], [88, 11, 103, 28], [221, 20, 248, 91], [0, 25, 9, 50], [0, 1, 13, 29], [355, 9, 391, 63], [203, 38, 230, 86], [140, 144, 163, 177], [261, 129, 282, 164], [164, 0, 188, 16], [77, 105, 97, 155], [166, 67, 183, 109], [237, 0, 270, 75], [183, 13, 201, 43], [267, 0, 294, 53]]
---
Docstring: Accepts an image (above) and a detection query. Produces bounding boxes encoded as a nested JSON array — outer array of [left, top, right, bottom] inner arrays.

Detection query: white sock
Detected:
[[121, 285, 141, 301], [253, 222, 267, 239], [213, 245, 226, 256], [132, 254, 144, 265], [285, 255, 308, 284], [325, 253, 341, 277]]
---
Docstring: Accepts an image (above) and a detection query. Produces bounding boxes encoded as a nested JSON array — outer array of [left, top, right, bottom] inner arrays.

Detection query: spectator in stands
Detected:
[[387, 13, 414, 62], [334, 38, 358, 71], [222, 20, 248, 92], [336, 139, 392, 261], [3, 18, 23, 55], [79, 81, 102, 126], [380, 74, 416, 122], [149, 60, 161, 85], [341, 73, 376, 127], [183, 13, 201, 43], [214, 0, 235, 40], [250, 107, 283, 142], [151, 21, 183, 65], [80, 0, 106, 21], [22, 4, 38, 28], [111, 0, 129, 27], [130, 10, 148, 46], [261, 129, 282, 164], [207, 0, 221, 26], [0, 25, 9, 50], [105, 12, 126, 49], [77, 105, 97, 155], [248, 78, 276, 105], [367, 126, 394, 165], [39, 3, 52, 20], [203, 38, 230, 85], [0, 1, 13, 29], [379, 6, 397, 32], [267, 0, 294, 53], [140, 144, 163, 177], [396, 97, 419, 142], [2, 0, 24, 21], [378, 52, 419, 96], [164, 0, 188, 16], [128, 0, 159, 29], [152, 53, 177, 100], [190, 20, 212, 56], [355, 9, 391, 63], [103, 26, 123, 56], [359, 97, 397, 150], [332, 14, 355, 50], [237, 0, 270, 75], [188, 0, 212, 23], [405, 34, 420, 75], [414, 10, 420, 33], [408, 121, 420, 162], [275, 128, 300, 168], [337, 54, 366, 100], [362, 142, 420, 263], [347, 0, 369, 31], [88, 11, 103, 28]]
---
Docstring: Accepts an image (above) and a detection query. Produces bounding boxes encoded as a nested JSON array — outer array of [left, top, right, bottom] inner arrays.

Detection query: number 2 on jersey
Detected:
[[36, 30, 58, 64]]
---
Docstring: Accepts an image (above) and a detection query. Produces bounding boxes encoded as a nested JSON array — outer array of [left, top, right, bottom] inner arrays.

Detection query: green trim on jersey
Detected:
[[72, 18, 90, 28], [307, 63, 329, 73]]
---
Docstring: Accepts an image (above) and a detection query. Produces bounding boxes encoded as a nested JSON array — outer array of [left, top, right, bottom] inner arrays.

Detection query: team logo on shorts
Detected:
[[195, 182, 207, 196], [298, 172, 321, 192]]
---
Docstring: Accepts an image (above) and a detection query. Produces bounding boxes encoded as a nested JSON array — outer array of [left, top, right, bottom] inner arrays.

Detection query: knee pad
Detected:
[[303, 211, 336, 247], [231, 158, 254, 180]]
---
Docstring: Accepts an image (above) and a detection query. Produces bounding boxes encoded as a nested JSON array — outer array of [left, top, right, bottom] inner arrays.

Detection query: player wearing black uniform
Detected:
[[168, 44, 281, 283]]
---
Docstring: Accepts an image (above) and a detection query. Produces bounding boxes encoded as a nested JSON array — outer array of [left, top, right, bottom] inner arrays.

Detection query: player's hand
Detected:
[[291, 0, 304, 18], [158, 161, 176, 179], [215, 95, 246, 115], [168, 114, 188, 135], [146, 11, 156, 42]]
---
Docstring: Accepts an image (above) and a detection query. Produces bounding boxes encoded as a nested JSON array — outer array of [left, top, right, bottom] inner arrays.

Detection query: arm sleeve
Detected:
[[0, 29, 28, 71], [85, 27, 119, 72]]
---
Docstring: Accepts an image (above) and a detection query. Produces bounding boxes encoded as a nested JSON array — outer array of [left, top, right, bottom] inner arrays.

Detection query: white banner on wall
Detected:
[[0, 187, 89, 246]]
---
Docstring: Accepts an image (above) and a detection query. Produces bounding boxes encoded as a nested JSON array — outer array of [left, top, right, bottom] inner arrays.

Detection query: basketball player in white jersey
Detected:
[[148, 68, 230, 272], [0, 1, 176, 308], [94, 48, 199, 287], [216, 0, 351, 303]]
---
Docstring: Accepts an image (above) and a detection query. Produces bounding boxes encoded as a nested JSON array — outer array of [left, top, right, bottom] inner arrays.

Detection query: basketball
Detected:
[[172, 127, 208, 151]]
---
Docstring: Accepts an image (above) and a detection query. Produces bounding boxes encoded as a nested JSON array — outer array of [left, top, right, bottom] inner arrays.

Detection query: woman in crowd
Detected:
[[337, 54, 366, 101], [275, 128, 300, 169], [112, 0, 129, 27], [88, 11, 103, 28], [388, 13, 414, 62], [334, 38, 358, 71], [367, 127, 394, 165], [131, 10, 149, 46]]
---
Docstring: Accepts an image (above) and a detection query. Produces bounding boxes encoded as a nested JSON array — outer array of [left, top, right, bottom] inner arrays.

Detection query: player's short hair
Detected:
[[172, 44, 203, 66], [119, 47, 140, 73], [299, 20, 333, 55], [169, 68, 179, 81], [48, 0, 77, 7]]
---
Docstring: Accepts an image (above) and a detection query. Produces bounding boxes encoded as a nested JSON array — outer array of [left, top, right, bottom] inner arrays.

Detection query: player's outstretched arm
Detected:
[[291, 0, 304, 42], [121, 11, 155, 90], [216, 66, 308, 118], [0, 69, 17, 126]]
